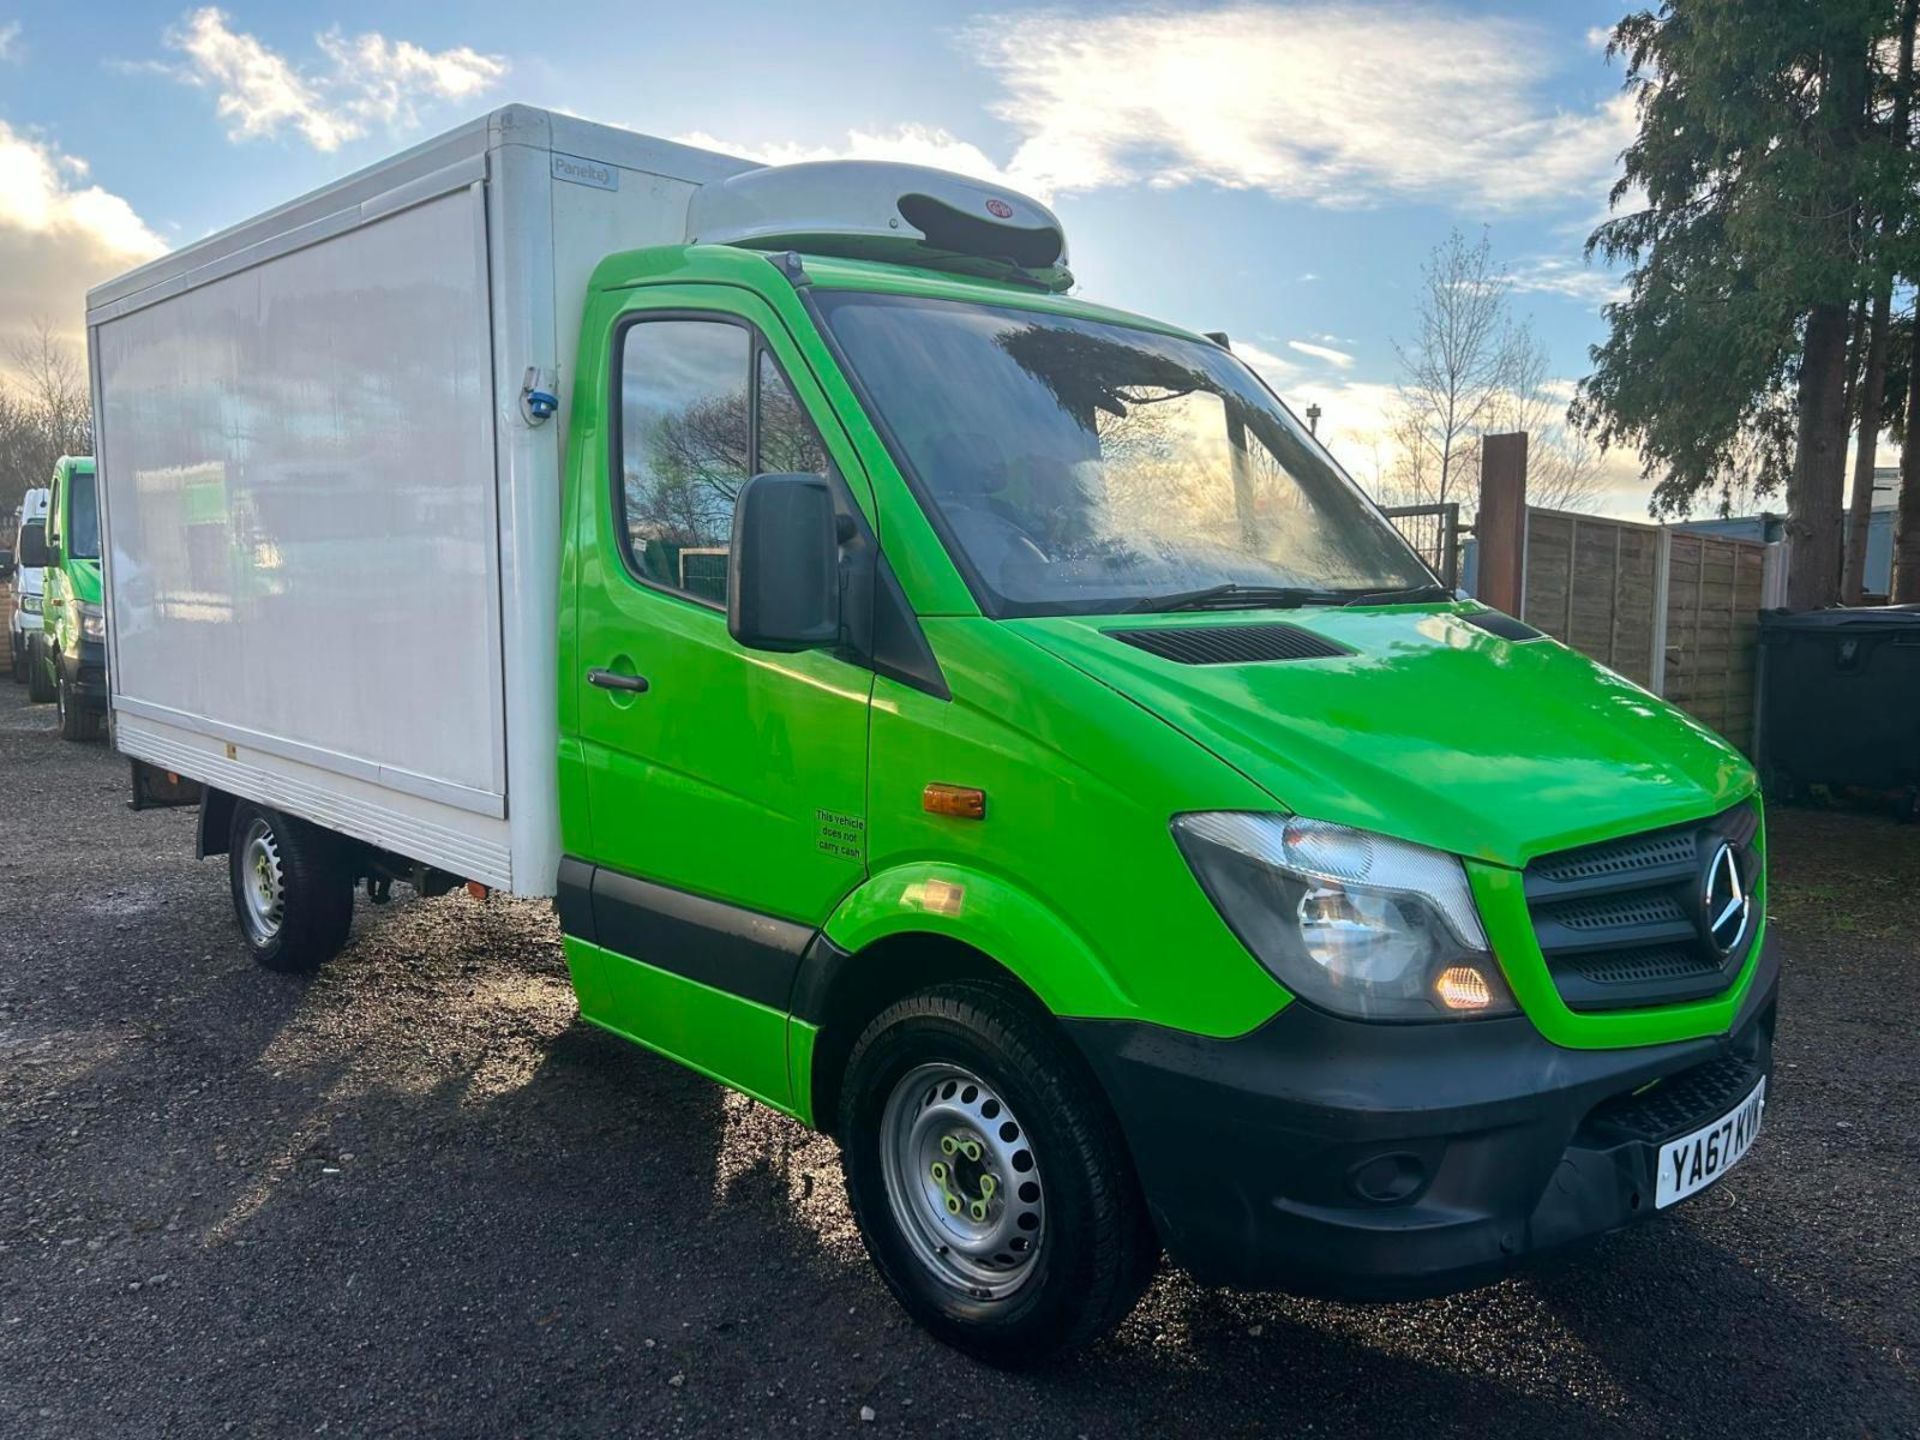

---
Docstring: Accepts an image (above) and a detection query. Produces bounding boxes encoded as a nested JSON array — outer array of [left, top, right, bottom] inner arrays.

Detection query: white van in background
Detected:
[[9, 486, 50, 686]]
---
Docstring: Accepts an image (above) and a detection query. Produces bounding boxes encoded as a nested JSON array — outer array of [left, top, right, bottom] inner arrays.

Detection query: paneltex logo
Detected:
[[552, 153, 618, 192]]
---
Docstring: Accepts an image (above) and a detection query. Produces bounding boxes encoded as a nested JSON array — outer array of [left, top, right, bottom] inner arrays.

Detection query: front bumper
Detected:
[[58, 638, 108, 710], [1067, 934, 1779, 1300]]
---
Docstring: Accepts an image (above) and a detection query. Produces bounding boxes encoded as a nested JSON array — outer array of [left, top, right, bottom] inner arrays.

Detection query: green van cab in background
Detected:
[[21, 456, 107, 739]]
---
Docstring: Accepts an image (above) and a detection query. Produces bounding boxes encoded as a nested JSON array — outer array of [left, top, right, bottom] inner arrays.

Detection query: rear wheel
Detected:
[[838, 982, 1158, 1365], [227, 803, 355, 973]]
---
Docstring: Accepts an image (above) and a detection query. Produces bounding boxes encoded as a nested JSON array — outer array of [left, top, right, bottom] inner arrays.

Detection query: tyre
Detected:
[[26, 641, 53, 703], [55, 671, 102, 741], [838, 981, 1158, 1365], [227, 803, 355, 974]]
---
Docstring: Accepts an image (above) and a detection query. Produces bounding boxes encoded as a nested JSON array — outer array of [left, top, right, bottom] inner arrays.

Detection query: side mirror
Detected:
[[17, 521, 48, 569], [728, 473, 844, 652]]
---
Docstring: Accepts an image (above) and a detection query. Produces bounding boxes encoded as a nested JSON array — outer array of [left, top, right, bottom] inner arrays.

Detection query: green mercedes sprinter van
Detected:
[[95, 127, 1774, 1364]]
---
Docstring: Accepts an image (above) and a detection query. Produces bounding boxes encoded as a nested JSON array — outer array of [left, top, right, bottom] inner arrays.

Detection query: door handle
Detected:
[[588, 667, 649, 694]]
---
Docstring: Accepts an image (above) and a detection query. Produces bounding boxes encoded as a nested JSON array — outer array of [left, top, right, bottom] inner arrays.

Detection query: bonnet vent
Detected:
[[1106, 623, 1353, 665], [1460, 609, 1545, 642]]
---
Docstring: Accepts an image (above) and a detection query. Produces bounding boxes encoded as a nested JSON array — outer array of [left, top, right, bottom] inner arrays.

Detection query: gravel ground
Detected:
[[0, 681, 1915, 1438]]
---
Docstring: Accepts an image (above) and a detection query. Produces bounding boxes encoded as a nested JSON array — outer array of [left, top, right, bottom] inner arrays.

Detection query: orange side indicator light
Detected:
[[466, 881, 490, 902], [922, 783, 987, 820]]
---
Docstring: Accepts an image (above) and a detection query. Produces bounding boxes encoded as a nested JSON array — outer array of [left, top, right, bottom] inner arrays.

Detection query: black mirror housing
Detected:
[[17, 521, 49, 569], [727, 473, 843, 653]]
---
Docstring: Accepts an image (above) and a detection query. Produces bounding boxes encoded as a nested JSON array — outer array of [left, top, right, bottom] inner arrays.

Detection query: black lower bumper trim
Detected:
[[1066, 935, 1780, 1300]]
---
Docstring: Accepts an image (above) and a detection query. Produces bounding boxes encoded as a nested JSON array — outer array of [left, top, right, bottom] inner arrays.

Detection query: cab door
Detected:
[[563, 286, 874, 1106], [41, 469, 67, 664]]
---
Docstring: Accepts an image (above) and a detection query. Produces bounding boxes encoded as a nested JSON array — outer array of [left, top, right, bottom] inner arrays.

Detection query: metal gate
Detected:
[[1381, 503, 1461, 589]]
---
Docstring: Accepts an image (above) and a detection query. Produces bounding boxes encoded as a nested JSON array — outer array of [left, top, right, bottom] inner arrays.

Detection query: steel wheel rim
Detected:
[[879, 1062, 1045, 1300], [239, 817, 285, 944]]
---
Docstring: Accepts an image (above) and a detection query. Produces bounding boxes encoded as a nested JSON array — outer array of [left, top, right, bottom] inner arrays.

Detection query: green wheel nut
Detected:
[[940, 1136, 958, 1156], [930, 1161, 947, 1183], [969, 1200, 988, 1221], [961, 1140, 981, 1162], [979, 1175, 997, 1198], [946, 1195, 961, 1215]]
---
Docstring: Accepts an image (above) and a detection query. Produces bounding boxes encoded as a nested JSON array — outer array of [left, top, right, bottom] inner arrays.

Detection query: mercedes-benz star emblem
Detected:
[[1703, 841, 1750, 956]]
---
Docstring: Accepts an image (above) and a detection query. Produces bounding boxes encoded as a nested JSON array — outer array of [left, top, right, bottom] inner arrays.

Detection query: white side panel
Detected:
[[95, 188, 506, 810], [487, 137, 564, 895], [117, 711, 512, 888]]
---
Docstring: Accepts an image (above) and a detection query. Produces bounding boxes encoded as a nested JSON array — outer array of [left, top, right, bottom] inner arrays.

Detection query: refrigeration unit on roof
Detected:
[[686, 160, 1072, 290]]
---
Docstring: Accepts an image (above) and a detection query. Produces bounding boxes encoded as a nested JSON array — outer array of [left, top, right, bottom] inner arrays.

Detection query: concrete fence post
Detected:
[[1476, 432, 1529, 615]]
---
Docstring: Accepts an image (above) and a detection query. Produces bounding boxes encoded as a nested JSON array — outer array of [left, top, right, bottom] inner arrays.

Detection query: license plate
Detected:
[[1655, 1076, 1766, 1209]]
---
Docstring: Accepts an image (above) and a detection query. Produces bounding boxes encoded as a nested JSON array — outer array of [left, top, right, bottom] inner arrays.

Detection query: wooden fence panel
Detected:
[[1517, 509, 1767, 753], [1662, 533, 1766, 752], [1520, 509, 1661, 687]]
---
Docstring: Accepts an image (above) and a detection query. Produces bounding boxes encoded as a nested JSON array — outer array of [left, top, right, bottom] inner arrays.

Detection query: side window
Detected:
[[616, 316, 831, 606], [757, 349, 827, 476], [619, 320, 751, 601]]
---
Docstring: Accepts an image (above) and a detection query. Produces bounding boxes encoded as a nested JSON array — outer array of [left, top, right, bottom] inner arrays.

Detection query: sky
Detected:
[[0, 1, 1662, 513]]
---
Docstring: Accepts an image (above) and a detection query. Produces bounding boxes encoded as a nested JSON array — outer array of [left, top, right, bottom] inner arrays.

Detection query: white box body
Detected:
[[88, 107, 752, 895]]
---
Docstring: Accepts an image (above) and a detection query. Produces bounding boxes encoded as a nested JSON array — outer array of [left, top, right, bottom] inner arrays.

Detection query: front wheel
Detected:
[[227, 803, 355, 973], [55, 671, 102, 741], [25, 641, 53, 703], [838, 982, 1158, 1365]]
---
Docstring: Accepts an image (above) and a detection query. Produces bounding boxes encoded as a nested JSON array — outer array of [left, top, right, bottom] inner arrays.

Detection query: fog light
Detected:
[[1435, 965, 1494, 1011], [1348, 1150, 1427, 1203]]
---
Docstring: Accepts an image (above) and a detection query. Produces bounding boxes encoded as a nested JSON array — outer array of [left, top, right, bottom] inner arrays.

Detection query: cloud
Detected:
[[674, 124, 1043, 198], [962, 4, 1636, 213], [1508, 255, 1626, 307], [0, 122, 167, 354], [165, 8, 506, 152], [1287, 338, 1355, 369]]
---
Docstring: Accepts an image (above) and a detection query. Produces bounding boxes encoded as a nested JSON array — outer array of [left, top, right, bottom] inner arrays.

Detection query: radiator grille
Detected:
[[1524, 804, 1759, 1012]]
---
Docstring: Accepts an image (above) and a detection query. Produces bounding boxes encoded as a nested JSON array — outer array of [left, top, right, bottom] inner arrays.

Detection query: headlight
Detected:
[[80, 601, 106, 642], [1173, 813, 1515, 1021], [19, 593, 40, 614]]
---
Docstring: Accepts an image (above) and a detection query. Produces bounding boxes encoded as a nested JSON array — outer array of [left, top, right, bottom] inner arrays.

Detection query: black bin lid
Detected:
[[1760, 604, 1920, 632]]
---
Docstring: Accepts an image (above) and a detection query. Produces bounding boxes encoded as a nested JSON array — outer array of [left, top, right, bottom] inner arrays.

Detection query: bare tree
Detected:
[[1486, 332, 1603, 513], [1382, 231, 1603, 517], [1390, 229, 1531, 513], [0, 318, 91, 523]]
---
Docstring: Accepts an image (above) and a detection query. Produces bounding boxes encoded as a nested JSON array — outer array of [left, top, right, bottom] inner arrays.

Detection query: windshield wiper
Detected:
[[1338, 583, 1455, 607], [1125, 583, 1336, 614]]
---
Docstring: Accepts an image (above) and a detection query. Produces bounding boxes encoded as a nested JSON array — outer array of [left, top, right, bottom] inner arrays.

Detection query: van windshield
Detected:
[[814, 292, 1431, 617], [67, 471, 100, 560]]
